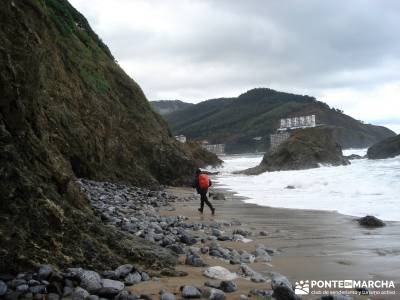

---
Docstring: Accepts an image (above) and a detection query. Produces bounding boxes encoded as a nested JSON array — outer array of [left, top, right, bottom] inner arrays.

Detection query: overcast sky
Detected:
[[69, 0, 400, 133]]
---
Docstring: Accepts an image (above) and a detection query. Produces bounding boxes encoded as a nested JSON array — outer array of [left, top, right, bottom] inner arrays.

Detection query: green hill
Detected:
[[165, 88, 395, 153]]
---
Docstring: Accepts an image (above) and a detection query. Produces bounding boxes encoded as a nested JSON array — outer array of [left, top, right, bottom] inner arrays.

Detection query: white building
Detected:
[[278, 115, 316, 131], [174, 135, 187, 143]]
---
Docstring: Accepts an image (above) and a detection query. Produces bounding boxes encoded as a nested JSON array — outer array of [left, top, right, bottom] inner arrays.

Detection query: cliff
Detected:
[[0, 0, 214, 273], [243, 126, 350, 175], [367, 134, 400, 159]]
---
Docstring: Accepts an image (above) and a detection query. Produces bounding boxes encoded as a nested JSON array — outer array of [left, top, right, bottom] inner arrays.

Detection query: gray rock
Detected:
[[240, 264, 265, 283], [271, 273, 299, 300], [28, 280, 41, 286], [204, 266, 237, 281], [259, 231, 268, 236], [219, 281, 237, 293], [254, 248, 272, 262], [124, 272, 142, 286], [29, 285, 47, 294], [0, 280, 7, 296], [72, 287, 90, 300], [202, 288, 225, 300], [239, 295, 248, 300], [95, 279, 125, 297], [115, 290, 138, 300], [160, 291, 176, 300], [239, 252, 255, 263], [181, 286, 202, 298], [38, 265, 53, 280], [140, 272, 150, 281], [16, 284, 30, 293], [86, 296, 99, 300], [358, 215, 385, 227], [79, 270, 102, 293], [185, 253, 206, 267], [211, 229, 223, 237], [115, 265, 134, 279]]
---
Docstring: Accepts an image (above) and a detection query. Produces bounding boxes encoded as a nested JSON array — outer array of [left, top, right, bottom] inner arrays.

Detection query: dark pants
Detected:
[[199, 190, 214, 212]]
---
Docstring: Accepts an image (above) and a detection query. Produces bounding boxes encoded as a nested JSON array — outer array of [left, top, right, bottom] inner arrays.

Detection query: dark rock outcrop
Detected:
[[358, 216, 386, 227], [0, 0, 215, 273], [367, 134, 400, 159], [243, 126, 350, 175]]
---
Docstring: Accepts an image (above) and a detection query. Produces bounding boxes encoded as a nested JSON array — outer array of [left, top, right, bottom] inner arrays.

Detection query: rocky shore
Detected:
[[2, 179, 388, 300], [0, 179, 301, 300]]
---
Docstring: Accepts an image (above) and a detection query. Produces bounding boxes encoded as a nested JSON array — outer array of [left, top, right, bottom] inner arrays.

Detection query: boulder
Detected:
[[124, 272, 142, 286], [204, 267, 237, 281], [358, 215, 385, 227], [115, 265, 134, 279], [79, 270, 102, 293], [242, 126, 350, 175], [271, 273, 299, 300], [97, 279, 124, 298]]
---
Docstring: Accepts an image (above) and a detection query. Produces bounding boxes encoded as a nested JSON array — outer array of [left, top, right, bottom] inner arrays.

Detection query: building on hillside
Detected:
[[201, 141, 225, 155], [271, 115, 317, 150], [175, 135, 187, 143]]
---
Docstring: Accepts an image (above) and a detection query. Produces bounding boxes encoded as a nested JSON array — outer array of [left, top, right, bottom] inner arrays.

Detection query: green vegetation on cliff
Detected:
[[0, 0, 217, 273], [164, 88, 395, 153]]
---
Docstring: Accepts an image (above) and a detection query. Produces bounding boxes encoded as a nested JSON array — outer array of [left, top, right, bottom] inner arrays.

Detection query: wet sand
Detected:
[[131, 186, 400, 299]]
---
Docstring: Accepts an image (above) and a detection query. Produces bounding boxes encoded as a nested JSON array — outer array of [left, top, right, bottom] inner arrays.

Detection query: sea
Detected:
[[210, 149, 400, 221]]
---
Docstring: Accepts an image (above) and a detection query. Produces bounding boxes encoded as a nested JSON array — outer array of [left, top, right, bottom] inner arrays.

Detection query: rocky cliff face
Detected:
[[0, 0, 215, 273], [243, 126, 350, 175], [367, 134, 400, 159]]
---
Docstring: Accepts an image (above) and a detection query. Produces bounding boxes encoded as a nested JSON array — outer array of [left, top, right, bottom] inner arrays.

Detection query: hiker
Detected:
[[192, 168, 215, 215]]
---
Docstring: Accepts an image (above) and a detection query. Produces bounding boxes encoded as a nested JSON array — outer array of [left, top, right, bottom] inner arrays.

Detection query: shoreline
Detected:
[[144, 185, 400, 299]]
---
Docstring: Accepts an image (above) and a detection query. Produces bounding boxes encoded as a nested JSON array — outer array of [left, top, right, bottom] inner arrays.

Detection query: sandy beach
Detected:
[[129, 186, 400, 299]]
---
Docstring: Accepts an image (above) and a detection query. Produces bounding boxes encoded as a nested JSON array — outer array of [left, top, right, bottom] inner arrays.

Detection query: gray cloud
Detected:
[[70, 0, 400, 132]]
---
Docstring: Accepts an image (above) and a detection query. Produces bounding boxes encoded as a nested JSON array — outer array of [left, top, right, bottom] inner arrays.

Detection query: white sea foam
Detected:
[[213, 150, 400, 221]]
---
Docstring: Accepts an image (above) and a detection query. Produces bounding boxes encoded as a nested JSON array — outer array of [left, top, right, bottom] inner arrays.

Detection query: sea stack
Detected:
[[243, 126, 350, 175]]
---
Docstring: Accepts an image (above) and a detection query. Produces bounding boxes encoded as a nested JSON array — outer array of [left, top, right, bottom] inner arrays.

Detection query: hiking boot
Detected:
[[211, 208, 215, 215], [198, 208, 203, 214]]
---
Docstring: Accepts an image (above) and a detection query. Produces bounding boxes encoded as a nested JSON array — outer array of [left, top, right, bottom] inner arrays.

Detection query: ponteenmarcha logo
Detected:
[[295, 280, 310, 295]]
